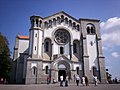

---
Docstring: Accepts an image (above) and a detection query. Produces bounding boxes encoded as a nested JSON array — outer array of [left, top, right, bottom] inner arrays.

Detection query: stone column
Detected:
[[82, 38, 90, 78], [97, 39, 107, 83], [37, 61, 43, 84]]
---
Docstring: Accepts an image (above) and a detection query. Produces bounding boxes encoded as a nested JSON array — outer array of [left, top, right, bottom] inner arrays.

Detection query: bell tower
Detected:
[[26, 16, 43, 84], [29, 15, 43, 59]]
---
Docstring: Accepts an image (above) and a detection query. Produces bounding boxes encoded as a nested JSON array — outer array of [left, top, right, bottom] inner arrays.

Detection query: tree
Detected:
[[0, 32, 11, 83]]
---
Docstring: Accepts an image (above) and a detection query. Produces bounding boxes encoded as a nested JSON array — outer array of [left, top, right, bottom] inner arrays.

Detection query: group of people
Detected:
[[75, 74, 89, 86], [47, 74, 98, 87], [60, 75, 68, 87]]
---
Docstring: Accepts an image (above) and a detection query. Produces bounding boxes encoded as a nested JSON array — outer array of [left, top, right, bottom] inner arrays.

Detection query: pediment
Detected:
[[53, 55, 72, 63], [43, 11, 80, 24]]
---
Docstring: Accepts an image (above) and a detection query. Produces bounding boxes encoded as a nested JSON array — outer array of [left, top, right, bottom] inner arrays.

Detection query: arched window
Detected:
[[73, 43, 77, 53], [60, 47, 64, 54], [45, 41, 49, 52], [77, 25, 80, 31], [44, 38, 52, 55], [44, 22, 48, 29], [69, 20, 72, 27], [86, 24, 95, 34], [49, 20, 52, 28], [91, 27, 95, 34], [57, 17, 60, 24], [93, 67, 97, 76], [73, 22, 76, 29], [39, 20, 42, 27], [45, 66, 48, 74], [36, 19, 39, 27], [53, 18, 56, 26], [76, 67, 79, 74], [87, 27, 90, 34], [31, 19, 34, 27], [35, 33, 37, 37], [33, 66, 36, 75], [61, 15, 64, 23], [65, 18, 68, 24], [73, 40, 79, 54], [35, 46, 36, 51]]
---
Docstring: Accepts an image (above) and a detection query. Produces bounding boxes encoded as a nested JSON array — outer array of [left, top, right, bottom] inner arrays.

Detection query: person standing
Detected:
[[76, 74, 80, 86], [65, 76, 69, 87], [115, 77, 118, 84], [60, 75, 63, 86], [82, 76, 85, 86], [73, 74, 76, 83], [85, 76, 89, 86], [47, 75, 50, 85], [93, 76, 98, 86]]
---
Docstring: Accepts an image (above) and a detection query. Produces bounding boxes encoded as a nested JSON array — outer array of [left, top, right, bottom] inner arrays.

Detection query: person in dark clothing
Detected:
[[85, 76, 89, 86], [115, 77, 118, 84], [47, 76, 50, 85], [65, 76, 69, 87]]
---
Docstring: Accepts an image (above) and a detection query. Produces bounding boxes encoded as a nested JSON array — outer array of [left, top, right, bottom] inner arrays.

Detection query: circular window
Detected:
[[54, 29, 69, 45]]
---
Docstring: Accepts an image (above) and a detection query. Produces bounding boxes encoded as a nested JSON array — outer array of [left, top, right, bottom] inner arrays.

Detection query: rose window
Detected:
[[54, 29, 69, 45]]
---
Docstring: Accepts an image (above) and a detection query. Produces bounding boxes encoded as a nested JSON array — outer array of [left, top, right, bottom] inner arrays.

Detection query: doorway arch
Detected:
[[57, 60, 71, 81]]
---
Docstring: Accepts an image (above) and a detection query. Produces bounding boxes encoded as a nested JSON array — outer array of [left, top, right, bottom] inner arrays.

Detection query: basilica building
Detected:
[[13, 11, 107, 84]]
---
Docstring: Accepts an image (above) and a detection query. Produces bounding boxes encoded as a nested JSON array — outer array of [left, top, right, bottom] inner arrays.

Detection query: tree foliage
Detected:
[[0, 32, 11, 79]]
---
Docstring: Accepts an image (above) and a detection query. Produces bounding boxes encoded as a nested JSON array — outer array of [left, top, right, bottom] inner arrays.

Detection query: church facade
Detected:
[[13, 11, 107, 84]]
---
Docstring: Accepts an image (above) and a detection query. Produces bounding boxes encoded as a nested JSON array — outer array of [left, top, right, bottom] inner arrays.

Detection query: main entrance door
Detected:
[[58, 70, 66, 81], [56, 60, 71, 82]]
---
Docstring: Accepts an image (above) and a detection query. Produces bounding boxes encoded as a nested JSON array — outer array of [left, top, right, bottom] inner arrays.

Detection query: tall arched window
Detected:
[[61, 15, 64, 23], [86, 24, 95, 34], [65, 18, 68, 24], [73, 43, 77, 53], [73, 40, 79, 54], [73, 22, 76, 29], [44, 38, 52, 55], [49, 20, 52, 28], [57, 17, 60, 24], [33, 66, 36, 75], [44, 21, 48, 29], [60, 47, 64, 54], [45, 66, 48, 74], [39, 20, 42, 27], [87, 27, 90, 34], [77, 25, 80, 31], [36, 19, 39, 27], [93, 67, 97, 76], [45, 42, 49, 52], [76, 67, 79, 74], [69, 20, 72, 27], [53, 18, 56, 26]]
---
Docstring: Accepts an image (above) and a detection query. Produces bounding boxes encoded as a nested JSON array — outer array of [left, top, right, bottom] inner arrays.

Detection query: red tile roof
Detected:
[[17, 35, 29, 40]]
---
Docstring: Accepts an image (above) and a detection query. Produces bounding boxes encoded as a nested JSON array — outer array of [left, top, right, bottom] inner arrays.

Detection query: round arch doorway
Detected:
[[58, 64, 66, 81], [57, 61, 71, 81]]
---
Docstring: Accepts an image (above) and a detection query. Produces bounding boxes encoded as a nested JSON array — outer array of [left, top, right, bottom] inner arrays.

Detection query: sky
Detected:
[[0, 0, 120, 79]]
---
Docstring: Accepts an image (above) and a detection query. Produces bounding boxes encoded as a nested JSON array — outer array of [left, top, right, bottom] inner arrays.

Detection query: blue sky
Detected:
[[0, 0, 120, 79]]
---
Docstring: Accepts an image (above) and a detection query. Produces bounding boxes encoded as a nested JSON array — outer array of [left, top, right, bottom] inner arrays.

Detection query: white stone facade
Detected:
[[13, 11, 107, 84]]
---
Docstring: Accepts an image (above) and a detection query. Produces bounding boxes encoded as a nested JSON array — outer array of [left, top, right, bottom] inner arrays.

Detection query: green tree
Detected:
[[0, 32, 11, 83]]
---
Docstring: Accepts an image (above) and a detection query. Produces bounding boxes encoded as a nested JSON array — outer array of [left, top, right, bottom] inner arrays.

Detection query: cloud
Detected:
[[106, 66, 112, 69], [100, 17, 120, 46], [111, 52, 120, 58], [102, 46, 107, 50]]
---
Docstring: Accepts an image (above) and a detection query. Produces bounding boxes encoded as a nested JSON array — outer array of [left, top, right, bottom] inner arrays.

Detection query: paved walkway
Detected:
[[0, 83, 120, 90]]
